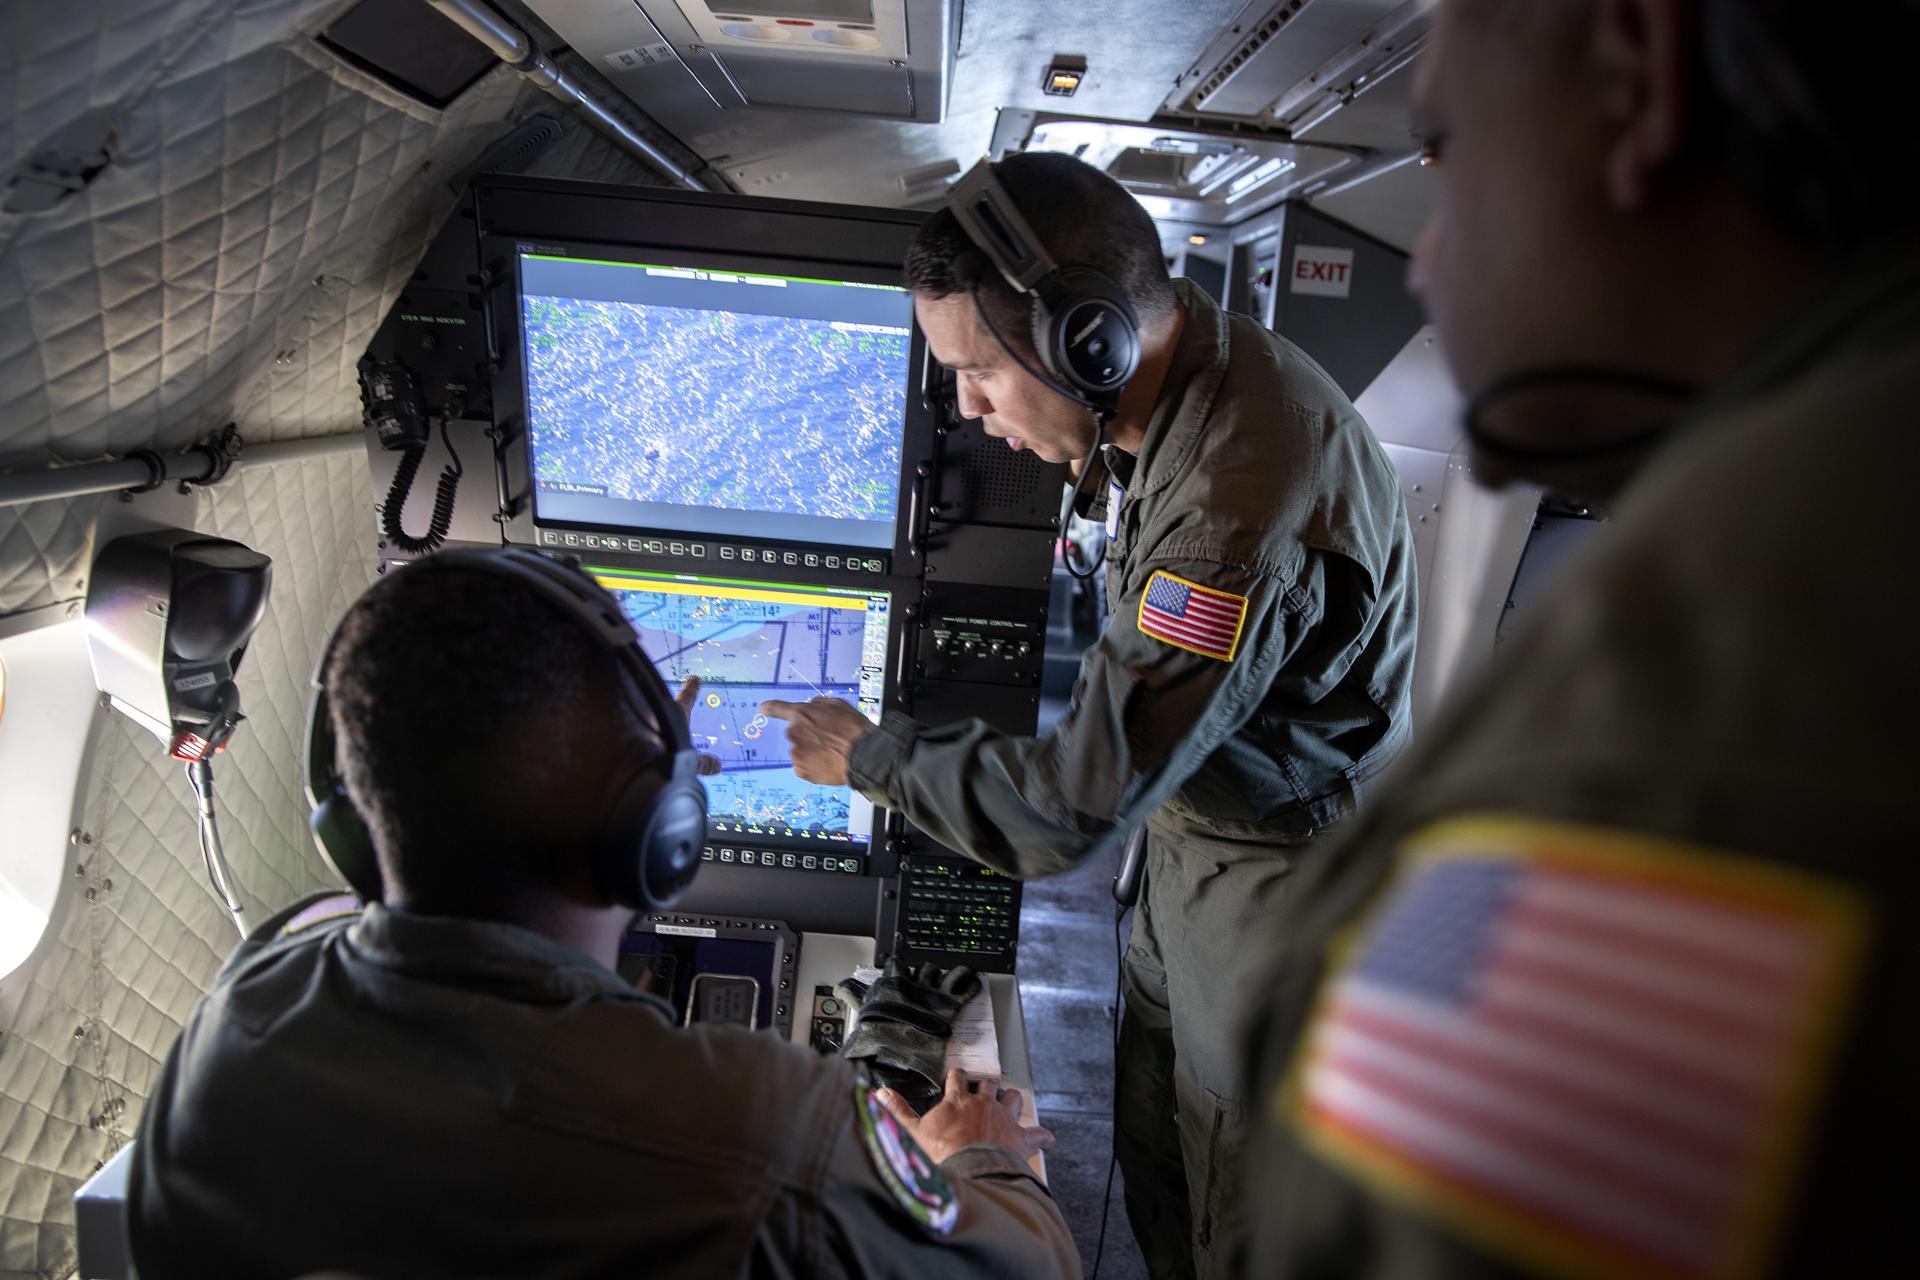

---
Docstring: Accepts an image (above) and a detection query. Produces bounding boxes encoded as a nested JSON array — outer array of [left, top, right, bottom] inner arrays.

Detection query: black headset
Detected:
[[302, 547, 708, 913], [947, 158, 1141, 413]]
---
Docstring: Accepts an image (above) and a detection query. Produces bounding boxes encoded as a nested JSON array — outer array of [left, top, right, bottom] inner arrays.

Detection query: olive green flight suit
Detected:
[[851, 280, 1419, 1277], [130, 894, 1081, 1278], [1238, 243, 1920, 1278]]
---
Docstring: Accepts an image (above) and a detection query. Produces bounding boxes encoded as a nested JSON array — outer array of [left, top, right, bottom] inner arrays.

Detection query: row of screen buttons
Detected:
[[534, 529, 884, 573], [641, 914, 784, 934], [702, 846, 863, 874], [720, 546, 886, 574], [540, 530, 708, 556]]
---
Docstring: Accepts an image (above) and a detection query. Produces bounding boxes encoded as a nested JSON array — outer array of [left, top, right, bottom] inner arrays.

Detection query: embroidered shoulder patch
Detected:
[[1137, 569, 1248, 662], [1278, 814, 1867, 1280], [854, 1077, 958, 1234]]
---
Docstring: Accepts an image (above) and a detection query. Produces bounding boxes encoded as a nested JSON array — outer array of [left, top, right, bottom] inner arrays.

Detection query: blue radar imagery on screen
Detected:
[[595, 569, 890, 850], [520, 253, 914, 550]]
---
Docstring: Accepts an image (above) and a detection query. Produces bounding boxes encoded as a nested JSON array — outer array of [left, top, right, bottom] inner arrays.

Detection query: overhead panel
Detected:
[[1287, 45, 1423, 150], [1167, 0, 1424, 124], [523, 0, 957, 124], [989, 111, 1359, 227], [1265, 2, 1430, 138]]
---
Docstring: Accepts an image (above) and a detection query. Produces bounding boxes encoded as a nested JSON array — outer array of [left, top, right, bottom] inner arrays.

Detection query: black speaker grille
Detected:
[[963, 446, 1050, 511]]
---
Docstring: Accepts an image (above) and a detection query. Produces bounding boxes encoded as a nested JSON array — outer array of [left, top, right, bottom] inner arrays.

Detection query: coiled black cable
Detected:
[[1060, 411, 1113, 583], [379, 417, 464, 554]]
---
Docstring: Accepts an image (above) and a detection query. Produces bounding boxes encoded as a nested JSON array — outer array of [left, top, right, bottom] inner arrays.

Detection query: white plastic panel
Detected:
[[1356, 326, 1540, 727], [0, 621, 98, 980]]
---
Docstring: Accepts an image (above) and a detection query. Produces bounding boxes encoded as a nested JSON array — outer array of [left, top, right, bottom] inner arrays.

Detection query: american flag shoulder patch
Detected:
[[1280, 814, 1867, 1280], [1136, 569, 1248, 662]]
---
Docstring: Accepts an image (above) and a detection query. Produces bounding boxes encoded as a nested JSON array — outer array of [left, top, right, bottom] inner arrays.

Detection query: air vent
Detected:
[[448, 115, 564, 193], [1177, 0, 1409, 121], [1192, 1, 1307, 110]]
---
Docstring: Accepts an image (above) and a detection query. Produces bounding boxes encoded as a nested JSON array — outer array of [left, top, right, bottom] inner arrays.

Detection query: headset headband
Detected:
[[949, 159, 1063, 297], [314, 548, 690, 758], [305, 548, 704, 908]]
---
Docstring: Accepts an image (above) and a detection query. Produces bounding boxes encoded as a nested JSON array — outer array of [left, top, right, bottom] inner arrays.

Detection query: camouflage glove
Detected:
[[836, 958, 981, 1106]]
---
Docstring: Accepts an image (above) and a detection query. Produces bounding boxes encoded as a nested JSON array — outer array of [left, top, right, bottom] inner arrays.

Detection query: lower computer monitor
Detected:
[[592, 566, 890, 852]]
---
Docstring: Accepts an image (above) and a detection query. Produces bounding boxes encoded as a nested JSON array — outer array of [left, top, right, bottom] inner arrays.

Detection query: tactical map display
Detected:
[[598, 570, 889, 848], [521, 253, 914, 549]]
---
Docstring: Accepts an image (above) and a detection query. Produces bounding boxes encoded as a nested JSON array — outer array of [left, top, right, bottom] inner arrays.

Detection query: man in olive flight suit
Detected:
[[768, 153, 1419, 1279], [130, 557, 1078, 1279], [1238, 1, 1919, 1276]]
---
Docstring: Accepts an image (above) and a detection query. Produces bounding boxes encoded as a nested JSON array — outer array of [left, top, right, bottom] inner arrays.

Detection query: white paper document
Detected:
[[849, 966, 1001, 1079]]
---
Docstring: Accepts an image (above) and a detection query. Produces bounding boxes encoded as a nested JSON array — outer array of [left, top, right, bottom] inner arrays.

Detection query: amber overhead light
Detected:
[[1188, 234, 1209, 246], [1043, 54, 1087, 97]]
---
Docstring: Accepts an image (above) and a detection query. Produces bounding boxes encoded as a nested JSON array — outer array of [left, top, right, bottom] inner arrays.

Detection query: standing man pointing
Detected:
[[766, 153, 1419, 1278]]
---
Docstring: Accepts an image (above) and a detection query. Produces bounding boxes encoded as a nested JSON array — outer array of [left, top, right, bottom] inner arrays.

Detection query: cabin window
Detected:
[[0, 621, 99, 980]]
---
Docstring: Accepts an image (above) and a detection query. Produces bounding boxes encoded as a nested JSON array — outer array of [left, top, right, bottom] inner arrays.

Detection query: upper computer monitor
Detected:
[[519, 251, 914, 550]]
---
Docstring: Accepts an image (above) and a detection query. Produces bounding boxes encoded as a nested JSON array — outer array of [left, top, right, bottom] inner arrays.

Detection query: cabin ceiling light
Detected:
[[1043, 54, 1087, 96], [898, 157, 962, 195], [1132, 193, 1174, 219]]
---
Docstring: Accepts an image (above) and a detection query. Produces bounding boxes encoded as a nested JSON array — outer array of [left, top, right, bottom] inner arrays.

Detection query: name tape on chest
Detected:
[[1279, 814, 1867, 1280], [855, 1077, 958, 1234], [1137, 569, 1248, 662]]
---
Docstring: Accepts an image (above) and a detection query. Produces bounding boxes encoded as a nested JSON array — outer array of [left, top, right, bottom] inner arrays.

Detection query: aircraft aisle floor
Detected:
[[1017, 695, 1150, 1279], [1019, 848, 1147, 1278]]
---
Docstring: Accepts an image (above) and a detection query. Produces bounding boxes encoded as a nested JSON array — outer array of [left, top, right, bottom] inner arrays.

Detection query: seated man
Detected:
[[129, 551, 1075, 1278], [1239, 0, 1919, 1276]]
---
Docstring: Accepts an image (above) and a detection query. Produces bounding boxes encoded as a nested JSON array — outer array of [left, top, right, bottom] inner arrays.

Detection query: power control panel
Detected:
[[920, 610, 1045, 686], [897, 857, 1022, 964]]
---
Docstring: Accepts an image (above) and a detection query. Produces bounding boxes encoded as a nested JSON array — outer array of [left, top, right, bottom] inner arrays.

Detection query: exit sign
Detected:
[[1290, 244, 1354, 298]]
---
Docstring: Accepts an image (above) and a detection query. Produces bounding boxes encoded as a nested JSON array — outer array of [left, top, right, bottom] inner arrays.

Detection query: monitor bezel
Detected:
[[491, 234, 933, 567], [588, 562, 904, 859]]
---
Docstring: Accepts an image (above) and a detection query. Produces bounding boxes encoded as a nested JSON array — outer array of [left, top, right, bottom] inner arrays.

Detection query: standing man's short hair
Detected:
[[904, 153, 1180, 349], [324, 566, 667, 918]]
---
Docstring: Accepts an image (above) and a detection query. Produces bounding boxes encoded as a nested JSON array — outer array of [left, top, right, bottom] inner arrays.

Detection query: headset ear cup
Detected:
[[595, 752, 708, 912], [594, 768, 662, 909], [309, 788, 384, 903], [641, 783, 708, 909], [1047, 268, 1140, 402], [304, 681, 384, 902], [1029, 292, 1062, 386]]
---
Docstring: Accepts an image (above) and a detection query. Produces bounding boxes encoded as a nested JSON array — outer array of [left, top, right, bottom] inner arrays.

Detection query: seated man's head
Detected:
[[906, 152, 1178, 465], [323, 561, 671, 922], [1413, 0, 1920, 490]]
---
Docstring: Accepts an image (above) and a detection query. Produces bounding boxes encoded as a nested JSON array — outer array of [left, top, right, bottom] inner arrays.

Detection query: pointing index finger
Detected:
[[759, 700, 802, 720], [675, 677, 703, 713]]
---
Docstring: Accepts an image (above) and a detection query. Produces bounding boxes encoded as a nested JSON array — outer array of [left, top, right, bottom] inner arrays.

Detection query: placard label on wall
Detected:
[[1291, 245, 1355, 298], [605, 42, 677, 72]]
